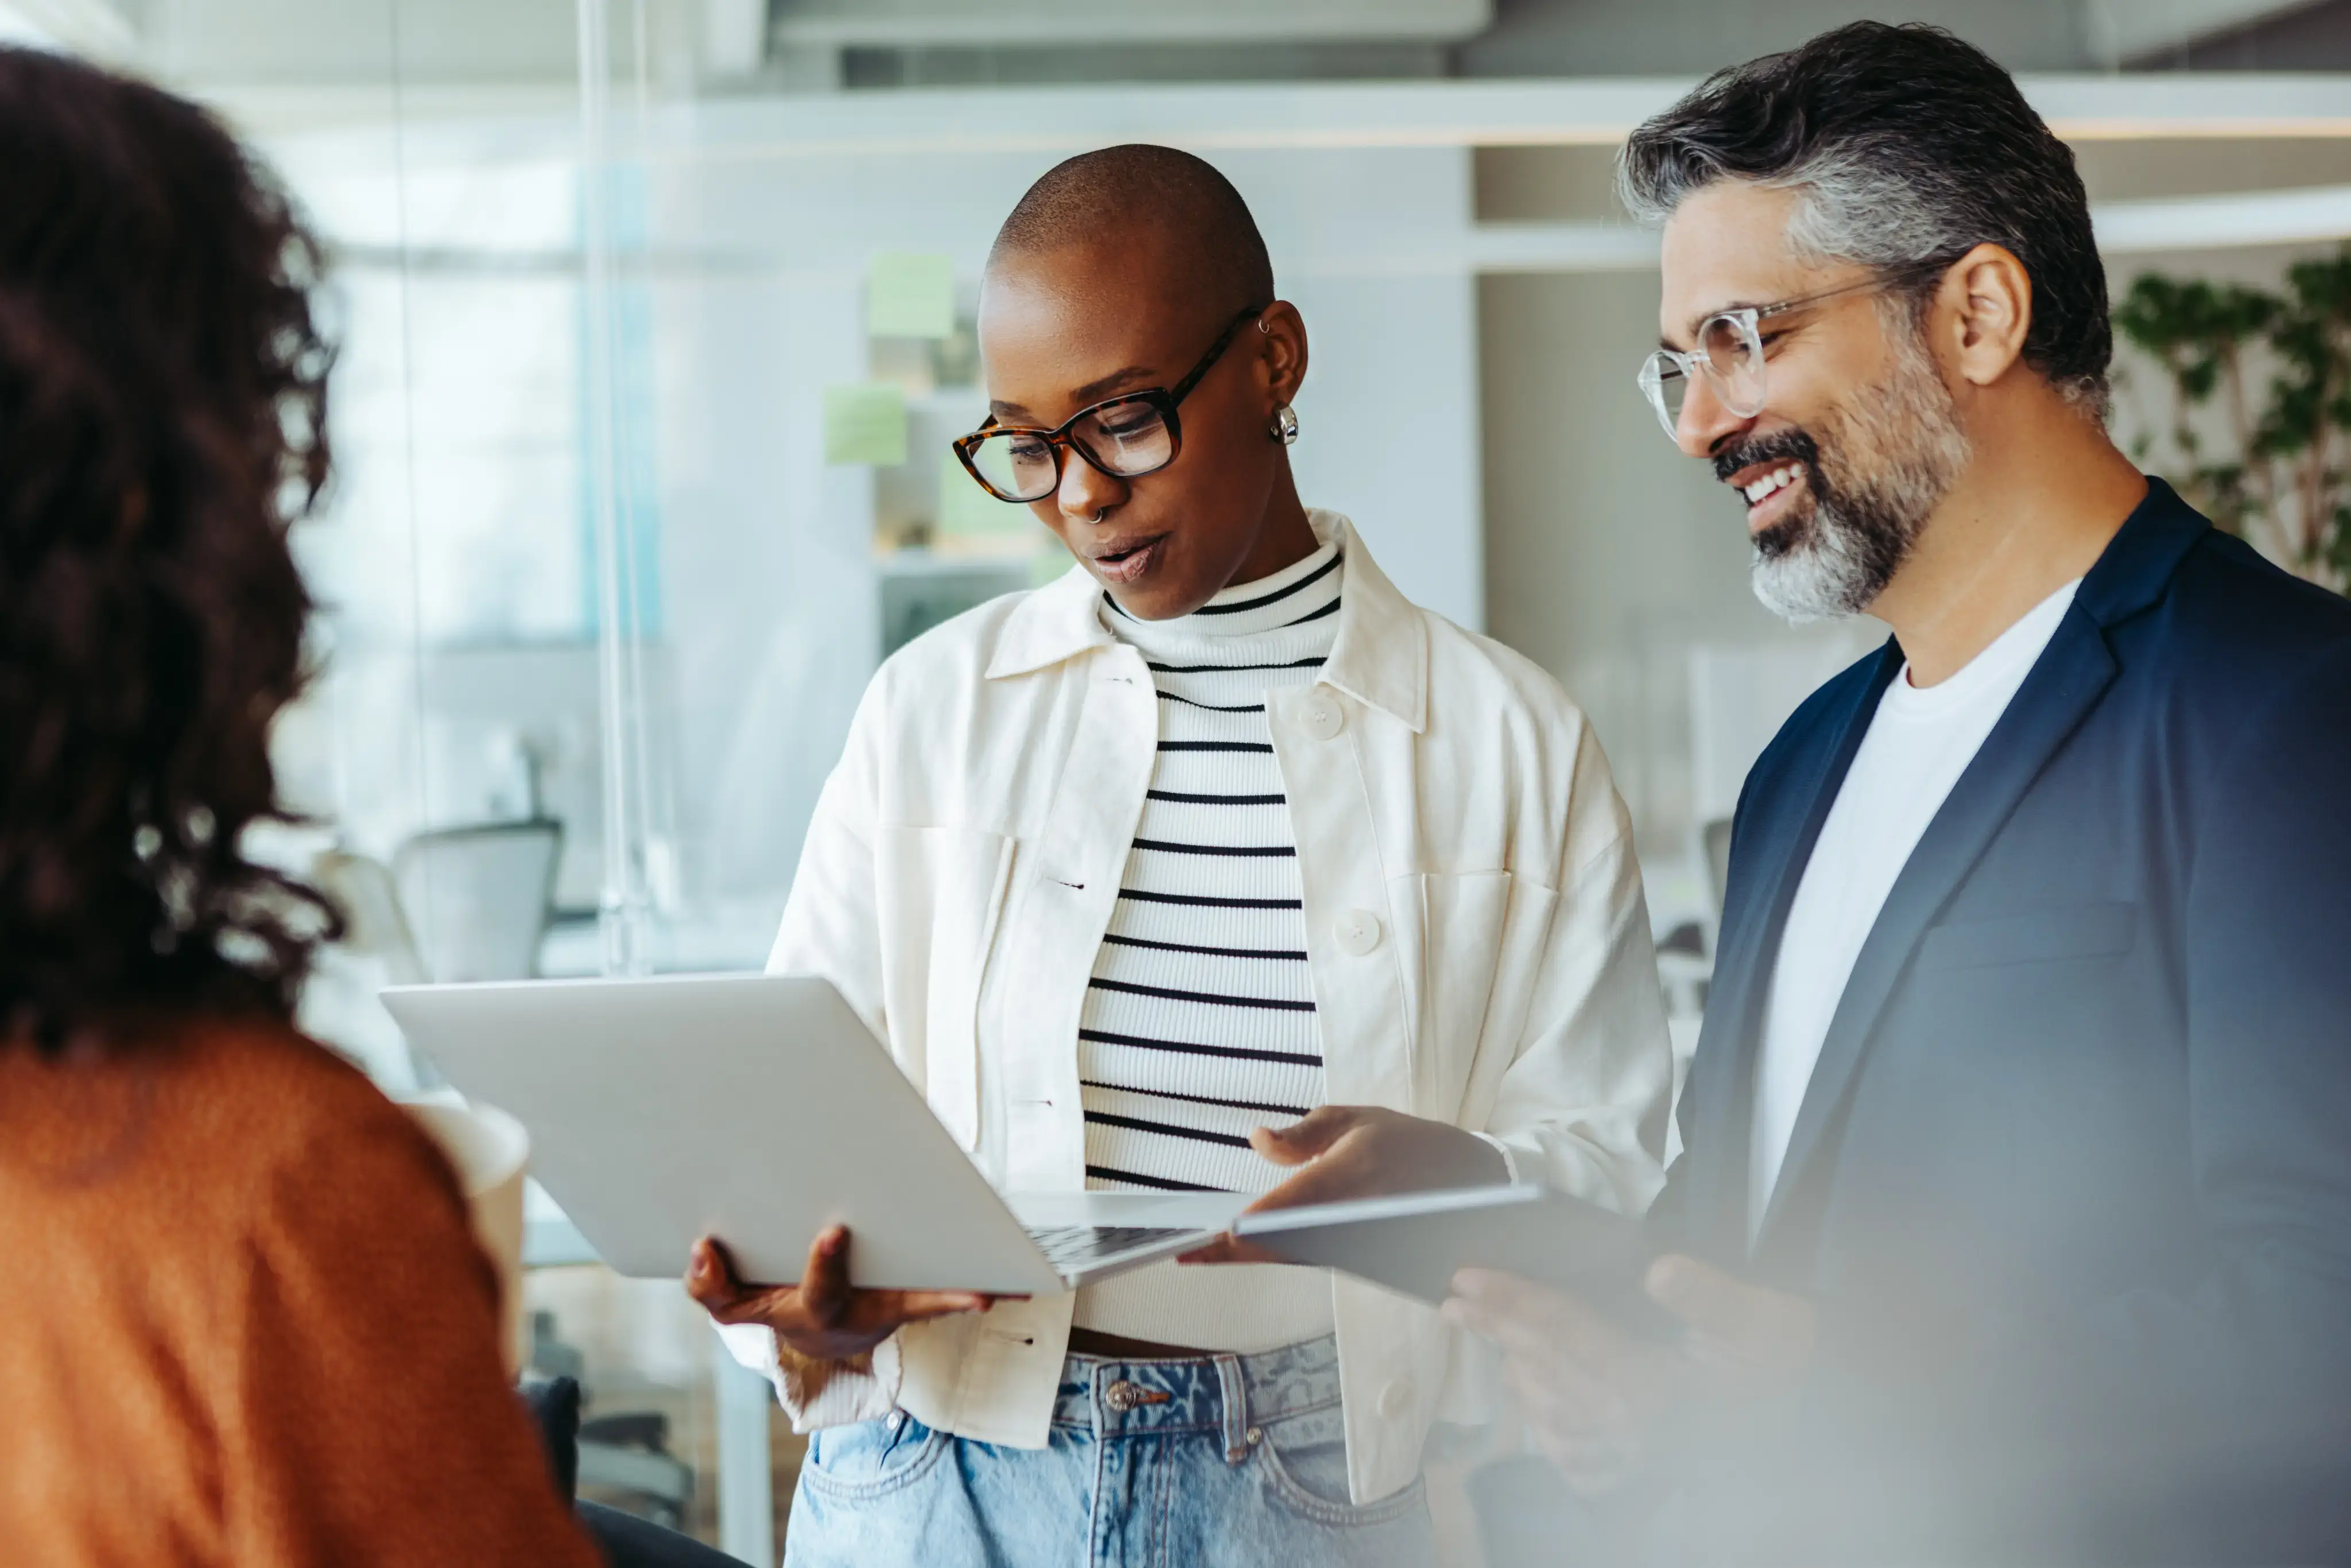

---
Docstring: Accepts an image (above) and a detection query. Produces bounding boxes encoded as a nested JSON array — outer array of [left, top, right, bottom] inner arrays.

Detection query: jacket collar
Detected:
[[1734, 475, 2212, 1267], [2076, 475, 2208, 630], [984, 510, 1429, 733]]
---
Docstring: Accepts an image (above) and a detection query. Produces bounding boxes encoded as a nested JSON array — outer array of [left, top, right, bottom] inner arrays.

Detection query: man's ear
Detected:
[[1945, 242, 2032, 388], [1258, 300, 1309, 407]]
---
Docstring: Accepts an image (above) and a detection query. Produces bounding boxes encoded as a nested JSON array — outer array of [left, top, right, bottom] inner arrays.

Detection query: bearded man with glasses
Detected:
[[1448, 21, 2351, 1566], [686, 143, 1674, 1567]]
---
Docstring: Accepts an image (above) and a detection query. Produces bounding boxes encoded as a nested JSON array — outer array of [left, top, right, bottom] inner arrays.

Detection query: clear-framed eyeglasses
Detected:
[[1634, 264, 1946, 441]]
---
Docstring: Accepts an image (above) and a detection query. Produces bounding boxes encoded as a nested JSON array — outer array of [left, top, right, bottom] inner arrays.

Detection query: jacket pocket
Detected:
[[874, 826, 1015, 1149], [1915, 901, 2135, 972]]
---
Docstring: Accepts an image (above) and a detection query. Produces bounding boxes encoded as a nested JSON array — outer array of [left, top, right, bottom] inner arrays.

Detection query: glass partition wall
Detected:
[[209, 7, 1495, 1558]]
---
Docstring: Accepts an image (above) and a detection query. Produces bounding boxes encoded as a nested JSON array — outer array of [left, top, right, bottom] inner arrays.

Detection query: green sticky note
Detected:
[[938, 453, 1027, 539], [867, 252, 955, 339], [823, 383, 907, 467]]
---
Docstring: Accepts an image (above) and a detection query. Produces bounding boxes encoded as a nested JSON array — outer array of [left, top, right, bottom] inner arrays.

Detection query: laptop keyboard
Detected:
[[1026, 1225, 1188, 1272]]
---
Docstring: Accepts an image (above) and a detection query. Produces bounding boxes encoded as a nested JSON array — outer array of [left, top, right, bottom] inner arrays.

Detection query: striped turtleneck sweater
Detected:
[[1072, 537, 1343, 1352]]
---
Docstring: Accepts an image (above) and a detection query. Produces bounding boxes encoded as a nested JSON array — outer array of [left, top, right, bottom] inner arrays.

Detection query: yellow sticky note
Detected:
[[867, 253, 955, 339], [938, 453, 1027, 539], [824, 383, 907, 467]]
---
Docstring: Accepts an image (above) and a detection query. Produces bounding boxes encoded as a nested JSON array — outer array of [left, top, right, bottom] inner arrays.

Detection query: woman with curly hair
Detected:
[[0, 48, 600, 1567]]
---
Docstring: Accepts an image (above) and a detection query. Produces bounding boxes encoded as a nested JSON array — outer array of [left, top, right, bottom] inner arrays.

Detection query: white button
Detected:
[[886, 1410, 905, 1432], [1377, 1378, 1414, 1420], [1334, 909, 1382, 957], [1303, 698, 1345, 742]]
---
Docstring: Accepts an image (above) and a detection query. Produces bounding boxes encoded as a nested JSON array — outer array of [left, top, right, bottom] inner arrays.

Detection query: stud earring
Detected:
[[1269, 404, 1299, 446]]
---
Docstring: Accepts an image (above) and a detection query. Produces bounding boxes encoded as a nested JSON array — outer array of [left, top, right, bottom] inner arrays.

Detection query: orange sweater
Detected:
[[0, 1016, 603, 1568]]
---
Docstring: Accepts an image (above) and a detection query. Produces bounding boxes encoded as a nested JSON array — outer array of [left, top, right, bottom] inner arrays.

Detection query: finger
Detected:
[[1449, 1266, 1516, 1305], [800, 1226, 854, 1326], [1445, 1271, 1624, 1367], [1250, 1105, 1360, 1166], [1649, 1255, 1813, 1370], [685, 1236, 748, 1312], [1176, 1235, 1283, 1266], [1646, 1253, 1755, 1336], [1516, 1357, 1628, 1430], [853, 1290, 994, 1326], [1450, 1267, 1609, 1334], [1236, 1154, 1363, 1217]]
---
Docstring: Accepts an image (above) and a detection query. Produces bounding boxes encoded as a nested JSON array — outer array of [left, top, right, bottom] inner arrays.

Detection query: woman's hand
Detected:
[[1177, 1105, 1508, 1266], [685, 1227, 1006, 1363]]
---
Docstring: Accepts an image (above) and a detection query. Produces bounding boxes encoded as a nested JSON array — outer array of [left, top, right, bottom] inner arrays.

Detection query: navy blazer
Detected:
[[1647, 479, 2351, 1558]]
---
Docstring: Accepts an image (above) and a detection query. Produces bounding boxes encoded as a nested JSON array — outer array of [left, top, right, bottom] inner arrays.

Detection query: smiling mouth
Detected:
[[1740, 465, 1804, 505], [1729, 460, 1814, 535]]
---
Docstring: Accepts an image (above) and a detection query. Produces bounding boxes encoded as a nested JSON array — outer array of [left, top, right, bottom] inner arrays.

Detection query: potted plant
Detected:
[[2113, 249, 2351, 592]]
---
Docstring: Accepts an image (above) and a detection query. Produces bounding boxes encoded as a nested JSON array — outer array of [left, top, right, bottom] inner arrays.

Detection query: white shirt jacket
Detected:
[[727, 512, 1671, 1504]]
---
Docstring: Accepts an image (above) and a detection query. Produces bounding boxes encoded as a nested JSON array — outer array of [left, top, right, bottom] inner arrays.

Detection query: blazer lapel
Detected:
[[1682, 649, 1898, 1260], [1752, 608, 2120, 1254]]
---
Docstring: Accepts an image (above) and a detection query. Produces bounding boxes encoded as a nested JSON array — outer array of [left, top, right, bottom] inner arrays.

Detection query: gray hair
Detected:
[[1618, 22, 2112, 422]]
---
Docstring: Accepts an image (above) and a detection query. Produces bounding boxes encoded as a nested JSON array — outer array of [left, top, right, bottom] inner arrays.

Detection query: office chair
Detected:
[[393, 819, 564, 983]]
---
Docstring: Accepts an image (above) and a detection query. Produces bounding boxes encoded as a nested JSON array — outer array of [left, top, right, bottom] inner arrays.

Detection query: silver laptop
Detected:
[[381, 972, 1247, 1295]]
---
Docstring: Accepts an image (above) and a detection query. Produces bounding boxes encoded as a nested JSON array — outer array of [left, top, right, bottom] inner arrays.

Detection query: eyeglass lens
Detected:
[[967, 399, 1176, 502], [1642, 313, 1769, 437]]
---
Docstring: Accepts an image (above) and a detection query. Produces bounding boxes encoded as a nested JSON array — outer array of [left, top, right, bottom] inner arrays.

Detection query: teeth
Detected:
[[1743, 466, 1801, 504]]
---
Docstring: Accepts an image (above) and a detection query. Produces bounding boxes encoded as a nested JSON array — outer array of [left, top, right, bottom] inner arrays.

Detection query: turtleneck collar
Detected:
[[1099, 539, 1343, 655]]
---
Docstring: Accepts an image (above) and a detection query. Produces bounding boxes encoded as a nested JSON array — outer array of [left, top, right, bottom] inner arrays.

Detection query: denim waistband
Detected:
[[1052, 1335, 1340, 1458]]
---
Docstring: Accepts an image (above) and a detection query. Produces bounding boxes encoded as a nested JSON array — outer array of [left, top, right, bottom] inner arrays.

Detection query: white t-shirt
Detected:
[[1748, 577, 2082, 1243]]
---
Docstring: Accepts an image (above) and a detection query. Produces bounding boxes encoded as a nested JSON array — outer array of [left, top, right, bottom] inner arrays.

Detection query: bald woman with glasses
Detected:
[[686, 144, 1673, 1567]]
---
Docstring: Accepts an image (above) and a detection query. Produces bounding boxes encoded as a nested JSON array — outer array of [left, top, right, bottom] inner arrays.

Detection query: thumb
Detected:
[[1644, 1253, 1754, 1334], [1251, 1106, 1358, 1166]]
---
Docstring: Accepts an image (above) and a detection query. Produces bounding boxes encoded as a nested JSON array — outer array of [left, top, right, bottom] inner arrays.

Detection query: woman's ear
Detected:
[[1257, 300, 1309, 407], [1946, 242, 2032, 389]]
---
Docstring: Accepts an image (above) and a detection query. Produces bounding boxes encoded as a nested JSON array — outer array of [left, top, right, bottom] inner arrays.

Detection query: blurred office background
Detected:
[[5, 0, 2344, 1557]]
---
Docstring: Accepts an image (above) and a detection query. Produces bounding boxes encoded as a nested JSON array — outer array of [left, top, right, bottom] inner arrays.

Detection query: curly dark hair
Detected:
[[0, 46, 337, 1037]]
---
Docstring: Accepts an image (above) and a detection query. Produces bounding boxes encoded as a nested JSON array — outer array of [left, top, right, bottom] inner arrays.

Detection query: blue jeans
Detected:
[[783, 1336, 1433, 1567]]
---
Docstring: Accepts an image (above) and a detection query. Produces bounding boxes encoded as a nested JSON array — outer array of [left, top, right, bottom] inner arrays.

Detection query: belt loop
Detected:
[[1215, 1353, 1247, 1464]]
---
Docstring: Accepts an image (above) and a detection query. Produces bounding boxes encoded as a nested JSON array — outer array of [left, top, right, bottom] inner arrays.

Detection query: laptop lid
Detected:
[[382, 973, 1064, 1297]]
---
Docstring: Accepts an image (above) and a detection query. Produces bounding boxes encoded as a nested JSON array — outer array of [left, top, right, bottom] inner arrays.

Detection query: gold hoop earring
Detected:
[[1269, 404, 1299, 446]]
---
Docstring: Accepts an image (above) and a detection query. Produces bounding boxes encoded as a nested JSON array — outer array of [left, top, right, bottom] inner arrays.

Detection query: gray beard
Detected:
[[1749, 328, 1971, 624]]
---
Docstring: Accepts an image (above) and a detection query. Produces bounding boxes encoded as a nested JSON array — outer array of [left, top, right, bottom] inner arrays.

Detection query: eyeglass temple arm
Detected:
[[1167, 304, 1271, 405], [1753, 259, 1952, 324], [959, 301, 1271, 445]]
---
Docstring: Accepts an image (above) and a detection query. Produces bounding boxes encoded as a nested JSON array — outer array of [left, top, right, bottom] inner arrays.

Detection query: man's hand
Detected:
[[685, 1227, 1007, 1363], [1178, 1105, 1508, 1265], [1443, 1255, 1815, 1495]]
